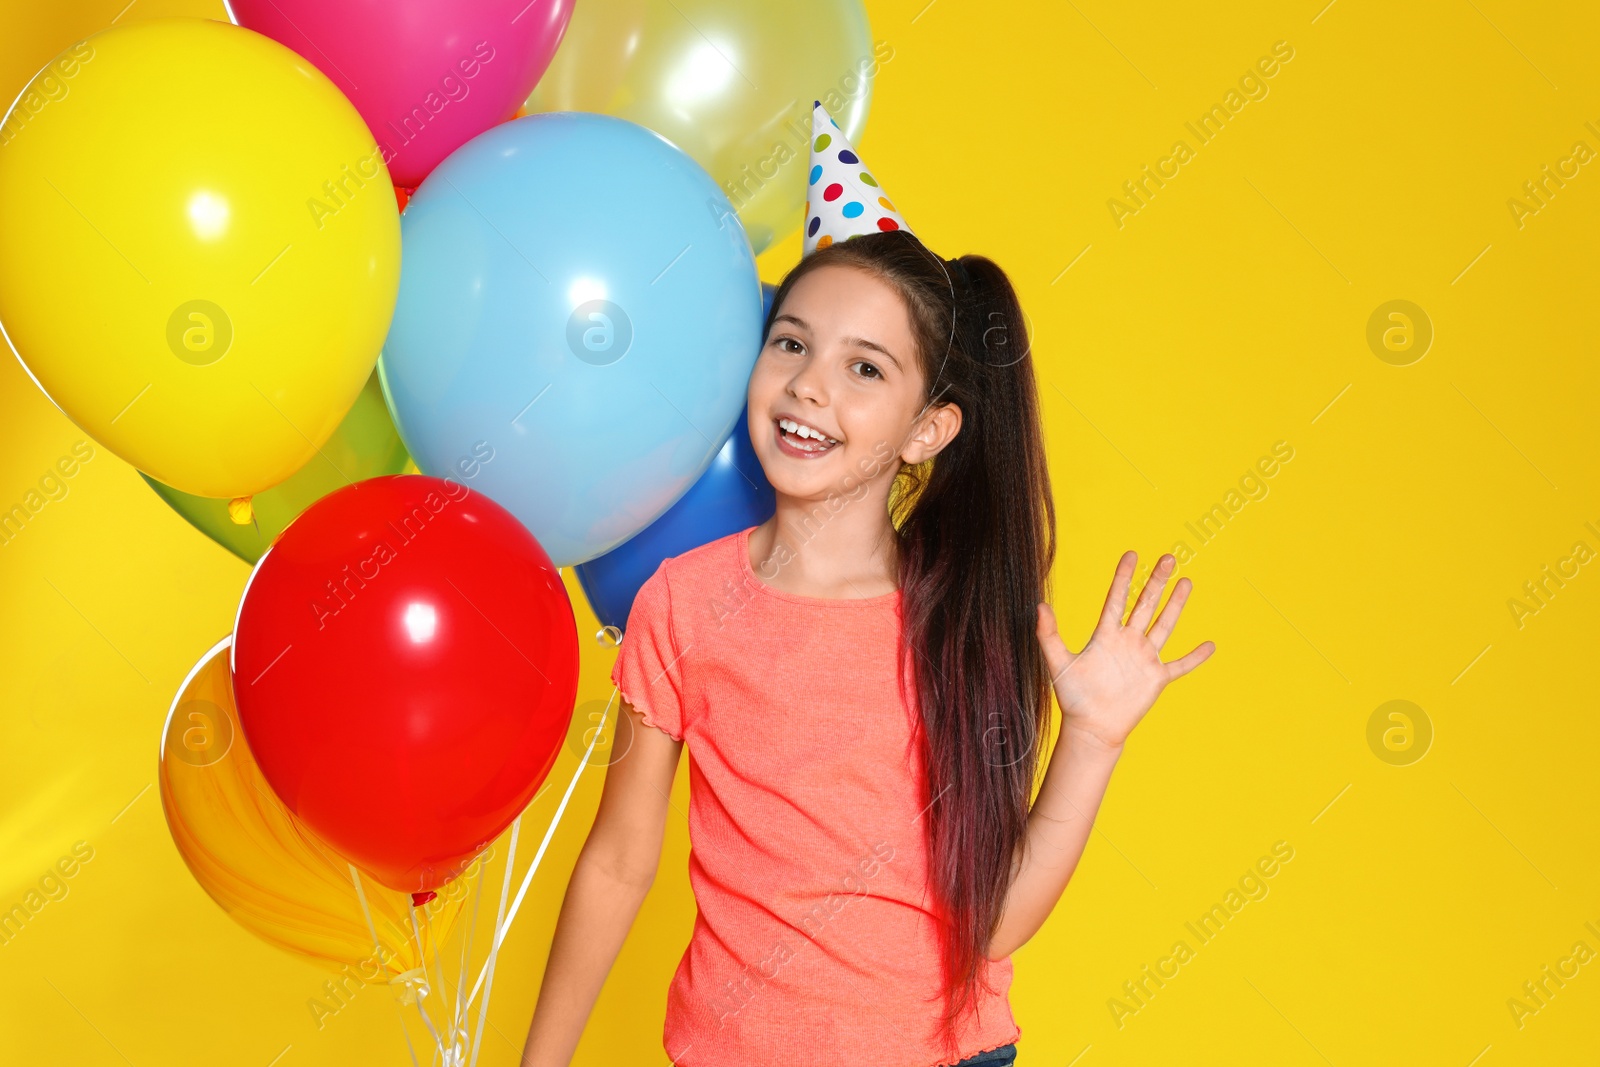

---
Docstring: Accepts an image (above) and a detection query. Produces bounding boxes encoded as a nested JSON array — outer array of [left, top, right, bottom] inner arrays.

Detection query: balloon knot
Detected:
[[389, 966, 430, 1006], [411, 890, 436, 907], [227, 495, 253, 525]]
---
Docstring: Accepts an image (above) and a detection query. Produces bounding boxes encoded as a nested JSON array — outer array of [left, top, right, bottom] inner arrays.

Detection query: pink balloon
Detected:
[[230, 0, 572, 188]]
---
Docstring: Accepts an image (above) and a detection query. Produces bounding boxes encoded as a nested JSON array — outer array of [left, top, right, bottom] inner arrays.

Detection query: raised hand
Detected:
[[1035, 551, 1214, 754]]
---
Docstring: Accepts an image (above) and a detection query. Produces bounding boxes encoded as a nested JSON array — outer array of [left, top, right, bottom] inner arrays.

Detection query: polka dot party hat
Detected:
[[803, 100, 912, 257]]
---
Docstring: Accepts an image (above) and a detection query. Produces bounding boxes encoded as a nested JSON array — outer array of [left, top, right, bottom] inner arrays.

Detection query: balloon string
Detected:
[[349, 863, 384, 958], [469, 815, 522, 1067], [354, 864, 426, 1065], [450, 854, 487, 1049], [422, 905, 457, 1064], [499, 687, 616, 950], [463, 684, 614, 1052], [409, 903, 449, 1062]]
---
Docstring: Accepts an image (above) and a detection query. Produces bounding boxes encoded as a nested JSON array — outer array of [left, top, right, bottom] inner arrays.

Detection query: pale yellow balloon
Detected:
[[0, 18, 400, 498], [158, 636, 486, 982], [522, 0, 877, 255]]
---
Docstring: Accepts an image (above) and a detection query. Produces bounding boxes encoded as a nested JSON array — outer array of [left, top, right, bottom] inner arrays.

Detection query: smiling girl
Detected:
[[520, 109, 1214, 1067]]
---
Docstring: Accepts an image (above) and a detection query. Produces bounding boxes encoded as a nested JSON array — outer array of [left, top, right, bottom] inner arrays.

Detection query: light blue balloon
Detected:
[[378, 112, 763, 566]]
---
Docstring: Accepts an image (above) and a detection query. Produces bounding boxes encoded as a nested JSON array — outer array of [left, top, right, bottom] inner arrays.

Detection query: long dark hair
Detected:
[[764, 229, 1056, 1049]]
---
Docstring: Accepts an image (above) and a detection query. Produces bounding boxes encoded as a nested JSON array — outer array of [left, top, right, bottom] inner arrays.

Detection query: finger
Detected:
[[1163, 640, 1216, 682], [1035, 602, 1077, 677], [1147, 576, 1193, 650], [1095, 550, 1137, 634], [1126, 553, 1176, 633]]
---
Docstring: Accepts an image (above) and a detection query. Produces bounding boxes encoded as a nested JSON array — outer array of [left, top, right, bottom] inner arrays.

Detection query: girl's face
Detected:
[[748, 263, 960, 502]]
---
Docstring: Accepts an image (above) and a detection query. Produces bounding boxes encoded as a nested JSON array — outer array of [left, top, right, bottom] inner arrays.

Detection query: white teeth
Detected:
[[778, 417, 839, 446]]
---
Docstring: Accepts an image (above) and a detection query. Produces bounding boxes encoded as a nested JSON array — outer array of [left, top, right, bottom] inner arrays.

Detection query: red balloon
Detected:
[[232, 474, 578, 895]]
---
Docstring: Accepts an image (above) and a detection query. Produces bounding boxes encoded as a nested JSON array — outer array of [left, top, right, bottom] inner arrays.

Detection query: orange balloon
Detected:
[[158, 636, 490, 989]]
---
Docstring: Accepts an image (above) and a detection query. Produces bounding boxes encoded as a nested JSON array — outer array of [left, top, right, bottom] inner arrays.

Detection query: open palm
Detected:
[[1036, 550, 1214, 753]]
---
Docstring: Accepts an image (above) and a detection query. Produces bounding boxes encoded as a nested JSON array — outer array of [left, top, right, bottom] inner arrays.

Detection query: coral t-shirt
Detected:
[[610, 525, 1020, 1067]]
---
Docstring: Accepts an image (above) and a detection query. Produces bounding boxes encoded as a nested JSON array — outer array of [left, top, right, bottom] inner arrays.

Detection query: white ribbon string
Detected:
[[421, 903, 459, 1064], [349, 863, 383, 958], [502, 688, 615, 951], [353, 863, 426, 1066], [463, 686, 614, 1063], [469, 815, 520, 1067], [449, 856, 486, 1047], [408, 903, 449, 1061]]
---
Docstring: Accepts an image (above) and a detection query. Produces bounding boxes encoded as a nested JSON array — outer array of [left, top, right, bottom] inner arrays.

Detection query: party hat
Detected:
[[803, 101, 912, 257]]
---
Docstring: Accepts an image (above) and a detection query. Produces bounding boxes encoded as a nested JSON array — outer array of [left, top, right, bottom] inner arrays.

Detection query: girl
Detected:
[[520, 229, 1214, 1067]]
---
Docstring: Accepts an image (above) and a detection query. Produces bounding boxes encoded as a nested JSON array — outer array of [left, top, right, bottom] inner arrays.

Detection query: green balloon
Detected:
[[142, 372, 411, 564], [521, 0, 873, 256]]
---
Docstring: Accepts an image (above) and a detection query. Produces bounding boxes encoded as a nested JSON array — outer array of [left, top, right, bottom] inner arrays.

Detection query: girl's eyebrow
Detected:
[[772, 313, 901, 371]]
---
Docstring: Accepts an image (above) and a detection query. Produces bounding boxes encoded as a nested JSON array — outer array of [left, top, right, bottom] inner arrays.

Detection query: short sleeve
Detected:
[[610, 564, 686, 742]]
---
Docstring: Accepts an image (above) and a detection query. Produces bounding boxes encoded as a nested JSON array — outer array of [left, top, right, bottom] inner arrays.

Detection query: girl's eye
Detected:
[[772, 337, 804, 355], [852, 361, 882, 380]]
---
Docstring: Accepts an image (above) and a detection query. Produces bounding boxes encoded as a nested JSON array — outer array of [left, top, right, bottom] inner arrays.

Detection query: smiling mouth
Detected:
[[773, 418, 841, 458]]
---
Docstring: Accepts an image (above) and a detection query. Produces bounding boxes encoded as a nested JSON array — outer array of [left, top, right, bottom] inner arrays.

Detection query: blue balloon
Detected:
[[576, 285, 779, 633], [379, 113, 763, 566]]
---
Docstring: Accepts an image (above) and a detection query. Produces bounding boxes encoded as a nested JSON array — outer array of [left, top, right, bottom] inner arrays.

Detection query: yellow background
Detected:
[[3, 1, 1597, 1064]]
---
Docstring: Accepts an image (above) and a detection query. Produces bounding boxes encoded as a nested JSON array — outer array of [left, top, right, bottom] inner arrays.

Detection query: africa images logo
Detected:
[[166, 300, 233, 365], [1106, 40, 1296, 229], [379, 41, 498, 159], [305, 41, 500, 229]]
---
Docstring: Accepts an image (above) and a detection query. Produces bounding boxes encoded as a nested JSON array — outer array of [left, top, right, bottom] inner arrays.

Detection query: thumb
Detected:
[[1035, 602, 1075, 678]]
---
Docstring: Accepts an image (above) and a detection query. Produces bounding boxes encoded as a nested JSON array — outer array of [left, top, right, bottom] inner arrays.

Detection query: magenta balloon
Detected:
[[229, 0, 572, 188]]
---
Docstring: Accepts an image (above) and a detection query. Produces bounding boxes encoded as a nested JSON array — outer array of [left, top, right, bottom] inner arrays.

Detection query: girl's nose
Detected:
[[786, 360, 829, 405]]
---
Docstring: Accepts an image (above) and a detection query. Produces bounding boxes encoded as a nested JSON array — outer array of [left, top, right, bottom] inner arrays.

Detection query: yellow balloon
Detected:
[[521, 0, 875, 255], [159, 636, 487, 984], [0, 17, 400, 498]]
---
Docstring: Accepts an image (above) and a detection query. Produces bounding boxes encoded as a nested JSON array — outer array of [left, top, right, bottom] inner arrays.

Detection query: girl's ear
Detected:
[[900, 401, 963, 465]]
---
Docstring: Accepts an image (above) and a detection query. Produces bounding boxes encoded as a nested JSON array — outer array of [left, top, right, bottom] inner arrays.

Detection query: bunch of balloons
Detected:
[[0, 0, 869, 1047]]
